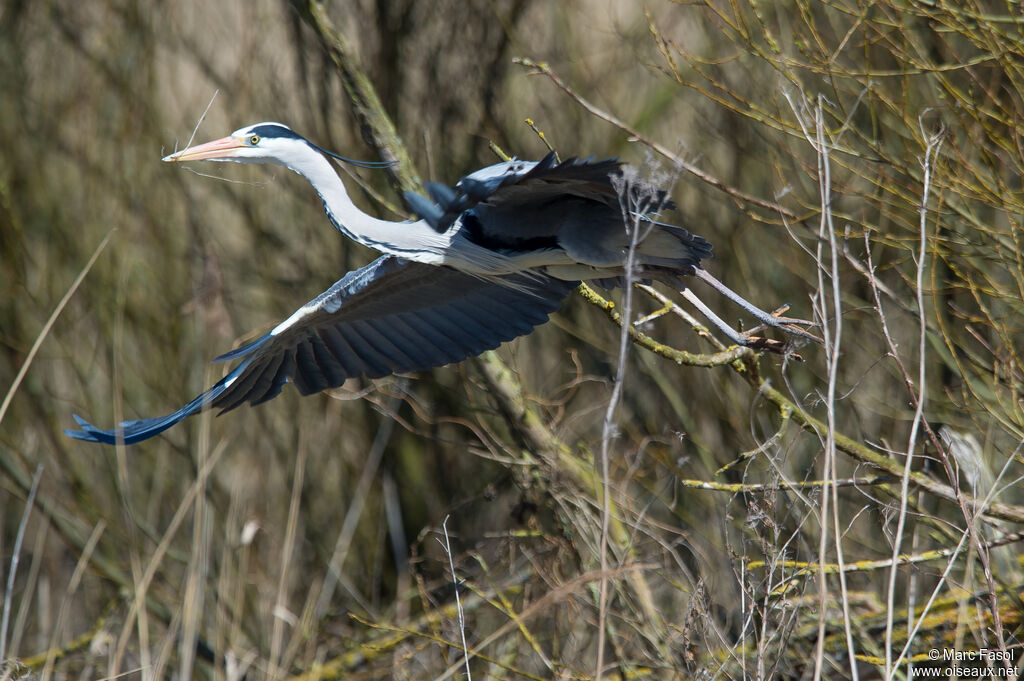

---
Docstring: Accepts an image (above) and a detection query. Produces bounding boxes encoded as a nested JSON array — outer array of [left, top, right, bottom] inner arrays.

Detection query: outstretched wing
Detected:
[[67, 255, 577, 445]]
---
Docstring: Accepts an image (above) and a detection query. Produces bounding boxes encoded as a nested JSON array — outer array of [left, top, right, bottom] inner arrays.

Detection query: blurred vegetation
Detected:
[[1, 1, 1023, 679]]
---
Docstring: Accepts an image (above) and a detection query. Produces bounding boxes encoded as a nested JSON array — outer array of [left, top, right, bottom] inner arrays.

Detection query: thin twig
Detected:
[[816, 96, 860, 681], [269, 446, 308, 681], [883, 120, 943, 680], [111, 439, 230, 675], [0, 231, 113, 426], [40, 521, 107, 681], [183, 89, 219, 152], [429, 564, 654, 681], [787, 90, 858, 681], [0, 465, 42, 661], [595, 179, 645, 679], [747, 530, 1024, 574], [677, 476, 891, 493], [513, 57, 800, 221], [440, 517, 472, 681], [316, 388, 402, 617]]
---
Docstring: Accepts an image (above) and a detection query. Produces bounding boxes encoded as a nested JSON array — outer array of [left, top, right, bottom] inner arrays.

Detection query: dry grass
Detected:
[[1, 1, 1022, 679]]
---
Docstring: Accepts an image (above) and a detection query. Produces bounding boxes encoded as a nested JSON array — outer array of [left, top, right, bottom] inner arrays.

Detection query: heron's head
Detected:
[[162, 122, 306, 166], [162, 122, 393, 171]]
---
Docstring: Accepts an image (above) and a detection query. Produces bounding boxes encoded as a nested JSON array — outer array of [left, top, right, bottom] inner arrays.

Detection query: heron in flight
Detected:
[[67, 122, 813, 445]]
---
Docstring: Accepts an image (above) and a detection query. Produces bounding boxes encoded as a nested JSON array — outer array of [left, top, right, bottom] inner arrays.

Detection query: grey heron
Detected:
[[67, 122, 813, 445]]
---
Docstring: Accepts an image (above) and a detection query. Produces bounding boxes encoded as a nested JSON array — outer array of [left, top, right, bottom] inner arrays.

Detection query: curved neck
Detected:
[[282, 147, 448, 262]]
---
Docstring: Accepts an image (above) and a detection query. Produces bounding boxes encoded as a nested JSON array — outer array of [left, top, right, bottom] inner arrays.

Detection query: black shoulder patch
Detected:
[[462, 213, 559, 253]]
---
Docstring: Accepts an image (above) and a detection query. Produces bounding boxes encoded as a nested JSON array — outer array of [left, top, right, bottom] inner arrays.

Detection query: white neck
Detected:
[[277, 143, 525, 275], [282, 146, 451, 263]]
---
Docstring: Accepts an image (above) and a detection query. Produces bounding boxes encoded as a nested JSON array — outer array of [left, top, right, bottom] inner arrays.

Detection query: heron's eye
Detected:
[[249, 135, 260, 145]]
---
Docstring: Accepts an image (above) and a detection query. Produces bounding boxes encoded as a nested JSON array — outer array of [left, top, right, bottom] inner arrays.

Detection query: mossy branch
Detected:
[[297, 0, 421, 195]]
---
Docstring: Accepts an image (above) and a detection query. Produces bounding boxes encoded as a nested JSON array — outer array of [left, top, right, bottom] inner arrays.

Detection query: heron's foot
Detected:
[[735, 334, 802, 358], [745, 304, 823, 345], [752, 303, 815, 326], [731, 304, 820, 357], [691, 269, 822, 345]]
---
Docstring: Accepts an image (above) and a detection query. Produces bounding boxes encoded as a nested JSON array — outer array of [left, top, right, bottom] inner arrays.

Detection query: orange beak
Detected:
[[162, 136, 246, 162]]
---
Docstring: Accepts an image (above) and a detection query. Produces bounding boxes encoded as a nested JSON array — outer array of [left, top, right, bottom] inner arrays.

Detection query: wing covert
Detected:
[[407, 153, 637, 233]]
